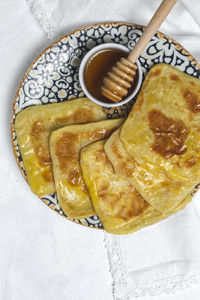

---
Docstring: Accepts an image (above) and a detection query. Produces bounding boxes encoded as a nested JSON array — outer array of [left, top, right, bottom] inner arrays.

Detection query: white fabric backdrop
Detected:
[[1, 0, 200, 299], [27, 0, 200, 62]]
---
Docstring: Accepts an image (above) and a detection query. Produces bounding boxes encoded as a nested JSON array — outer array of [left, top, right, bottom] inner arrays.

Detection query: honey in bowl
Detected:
[[84, 48, 139, 104]]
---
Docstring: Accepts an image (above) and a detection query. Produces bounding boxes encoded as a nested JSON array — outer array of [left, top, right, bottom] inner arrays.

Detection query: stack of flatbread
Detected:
[[15, 97, 124, 218], [15, 63, 200, 234]]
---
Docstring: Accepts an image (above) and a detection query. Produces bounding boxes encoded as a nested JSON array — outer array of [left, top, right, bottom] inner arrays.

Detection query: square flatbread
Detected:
[[120, 63, 200, 212], [104, 128, 192, 233], [49, 119, 124, 219], [80, 139, 160, 234], [15, 97, 107, 196], [81, 138, 192, 234]]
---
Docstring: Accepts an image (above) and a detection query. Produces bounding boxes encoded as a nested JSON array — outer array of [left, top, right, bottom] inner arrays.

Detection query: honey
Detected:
[[84, 48, 139, 104]]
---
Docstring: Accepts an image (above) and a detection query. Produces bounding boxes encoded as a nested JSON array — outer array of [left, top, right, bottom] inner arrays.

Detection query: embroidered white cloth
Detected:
[[26, 0, 200, 299], [26, 0, 200, 62], [105, 192, 200, 299]]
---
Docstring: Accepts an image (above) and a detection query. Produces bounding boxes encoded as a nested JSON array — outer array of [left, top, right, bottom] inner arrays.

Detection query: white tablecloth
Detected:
[[1, 1, 200, 299]]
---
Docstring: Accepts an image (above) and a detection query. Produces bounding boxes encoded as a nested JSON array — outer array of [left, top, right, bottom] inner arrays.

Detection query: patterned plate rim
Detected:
[[11, 21, 200, 229]]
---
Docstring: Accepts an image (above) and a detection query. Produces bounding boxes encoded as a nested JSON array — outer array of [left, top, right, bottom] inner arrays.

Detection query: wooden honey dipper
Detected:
[[101, 0, 178, 102]]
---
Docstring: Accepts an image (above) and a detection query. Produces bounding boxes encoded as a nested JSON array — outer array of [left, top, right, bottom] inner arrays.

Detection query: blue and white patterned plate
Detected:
[[11, 22, 200, 230]]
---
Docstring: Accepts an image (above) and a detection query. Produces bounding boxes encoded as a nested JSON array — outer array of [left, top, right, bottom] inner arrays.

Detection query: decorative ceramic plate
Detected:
[[11, 22, 200, 229]]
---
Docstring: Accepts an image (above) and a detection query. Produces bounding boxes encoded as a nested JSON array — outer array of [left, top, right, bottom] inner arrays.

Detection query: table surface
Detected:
[[1, 1, 200, 299]]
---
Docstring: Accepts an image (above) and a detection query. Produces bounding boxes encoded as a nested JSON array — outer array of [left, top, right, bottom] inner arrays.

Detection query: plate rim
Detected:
[[10, 21, 200, 228]]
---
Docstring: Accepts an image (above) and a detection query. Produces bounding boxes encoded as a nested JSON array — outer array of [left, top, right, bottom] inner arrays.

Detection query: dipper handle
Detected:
[[101, 0, 178, 102], [128, 0, 178, 63]]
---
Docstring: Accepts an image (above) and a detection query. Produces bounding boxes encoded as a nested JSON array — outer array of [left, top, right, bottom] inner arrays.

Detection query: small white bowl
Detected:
[[79, 43, 143, 107]]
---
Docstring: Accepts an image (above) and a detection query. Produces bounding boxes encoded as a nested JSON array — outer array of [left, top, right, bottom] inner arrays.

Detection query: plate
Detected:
[[11, 22, 200, 229]]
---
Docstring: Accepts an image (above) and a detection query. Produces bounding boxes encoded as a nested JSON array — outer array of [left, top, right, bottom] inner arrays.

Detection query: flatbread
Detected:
[[80, 139, 163, 234], [103, 129, 192, 233], [105, 128, 192, 218], [15, 97, 107, 196], [81, 138, 192, 234], [120, 63, 200, 212], [49, 119, 124, 219]]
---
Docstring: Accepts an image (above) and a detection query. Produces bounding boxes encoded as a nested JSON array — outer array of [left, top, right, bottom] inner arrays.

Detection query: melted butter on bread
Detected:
[[50, 119, 124, 219], [15, 98, 107, 196]]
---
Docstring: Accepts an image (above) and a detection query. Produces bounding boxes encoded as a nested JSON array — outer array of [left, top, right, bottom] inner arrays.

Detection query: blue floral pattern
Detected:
[[11, 23, 200, 229]]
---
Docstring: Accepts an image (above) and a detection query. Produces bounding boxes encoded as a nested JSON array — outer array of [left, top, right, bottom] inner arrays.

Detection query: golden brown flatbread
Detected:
[[15, 98, 107, 196], [81, 137, 192, 234], [120, 63, 200, 213], [103, 128, 192, 233], [49, 119, 124, 219], [80, 139, 160, 234]]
